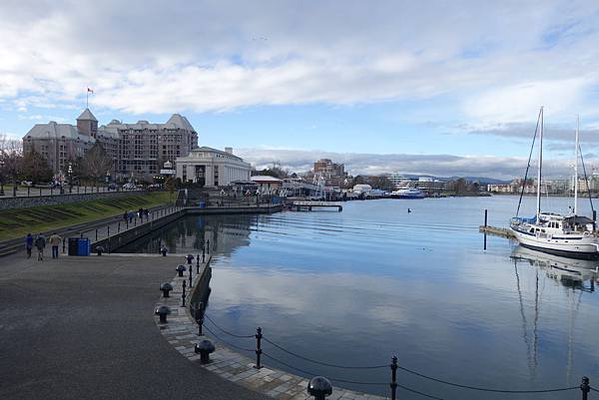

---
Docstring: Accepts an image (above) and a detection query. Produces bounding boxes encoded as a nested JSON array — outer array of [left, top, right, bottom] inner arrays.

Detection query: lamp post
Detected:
[[0, 159, 4, 196], [68, 163, 73, 194]]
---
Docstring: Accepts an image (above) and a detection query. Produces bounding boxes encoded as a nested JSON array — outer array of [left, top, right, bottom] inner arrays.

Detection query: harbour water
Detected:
[[121, 196, 599, 399]]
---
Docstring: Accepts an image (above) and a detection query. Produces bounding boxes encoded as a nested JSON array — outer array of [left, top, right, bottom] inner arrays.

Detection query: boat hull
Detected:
[[511, 228, 599, 260]]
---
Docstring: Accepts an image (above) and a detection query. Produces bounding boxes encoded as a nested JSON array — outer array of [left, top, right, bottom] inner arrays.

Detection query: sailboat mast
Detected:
[[536, 107, 543, 220], [574, 115, 579, 215]]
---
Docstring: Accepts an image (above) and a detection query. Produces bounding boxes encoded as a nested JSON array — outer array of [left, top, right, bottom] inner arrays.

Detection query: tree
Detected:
[[81, 143, 113, 187], [22, 149, 53, 183], [0, 135, 24, 196]]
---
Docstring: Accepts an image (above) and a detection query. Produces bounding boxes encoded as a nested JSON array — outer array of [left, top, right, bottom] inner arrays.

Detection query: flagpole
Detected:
[[86, 89, 89, 109]]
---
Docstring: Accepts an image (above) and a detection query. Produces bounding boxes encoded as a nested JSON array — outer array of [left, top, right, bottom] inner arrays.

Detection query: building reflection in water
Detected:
[[117, 215, 260, 256]]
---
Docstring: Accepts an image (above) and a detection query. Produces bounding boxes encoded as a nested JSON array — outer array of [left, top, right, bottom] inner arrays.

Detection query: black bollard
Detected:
[[194, 339, 215, 364], [95, 229, 98, 241], [155, 305, 171, 323], [196, 254, 200, 274], [206, 239, 210, 254], [390, 356, 398, 400], [202, 248, 205, 263], [307, 376, 333, 400], [160, 282, 173, 297], [189, 263, 193, 288], [181, 280, 186, 307], [581, 377, 590, 400], [254, 327, 263, 369], [118, 222, 120, 233]]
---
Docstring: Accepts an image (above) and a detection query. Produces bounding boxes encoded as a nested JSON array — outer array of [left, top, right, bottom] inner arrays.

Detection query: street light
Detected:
[[0, 159, 4, 196], [68, 163, 73, 194]]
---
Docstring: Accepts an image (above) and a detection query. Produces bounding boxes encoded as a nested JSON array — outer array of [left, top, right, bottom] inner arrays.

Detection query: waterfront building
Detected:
[[313, 158, 347, 186], [23, 109, 198, 180], [175, 146, 251, 187], [251, 175, 283, 193], [389, 172, 408, 188]]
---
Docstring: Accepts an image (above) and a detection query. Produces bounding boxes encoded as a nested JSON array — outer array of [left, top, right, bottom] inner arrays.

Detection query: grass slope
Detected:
[[0, 192, 173, 241]]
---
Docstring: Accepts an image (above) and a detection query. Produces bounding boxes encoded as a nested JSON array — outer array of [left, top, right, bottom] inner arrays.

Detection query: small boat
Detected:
[[510, 108, 599, 260], [391, 187, 425, 199]]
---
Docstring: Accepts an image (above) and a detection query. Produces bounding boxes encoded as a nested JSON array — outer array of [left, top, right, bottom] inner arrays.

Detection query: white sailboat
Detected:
[[510, 108, 599, 260]]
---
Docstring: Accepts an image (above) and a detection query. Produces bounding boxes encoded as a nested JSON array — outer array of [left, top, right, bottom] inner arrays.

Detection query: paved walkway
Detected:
[[0, 252, 265, 400]]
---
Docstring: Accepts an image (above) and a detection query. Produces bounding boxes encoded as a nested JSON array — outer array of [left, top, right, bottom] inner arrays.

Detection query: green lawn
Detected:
[[0, 192, 173, 241]]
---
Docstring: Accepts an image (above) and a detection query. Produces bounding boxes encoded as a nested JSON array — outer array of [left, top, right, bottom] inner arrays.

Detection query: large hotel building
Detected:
[[23, 108, 198, 180]]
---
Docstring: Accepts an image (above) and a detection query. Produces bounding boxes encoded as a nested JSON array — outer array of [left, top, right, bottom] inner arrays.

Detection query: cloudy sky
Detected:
[[1, 0, 599, 178]]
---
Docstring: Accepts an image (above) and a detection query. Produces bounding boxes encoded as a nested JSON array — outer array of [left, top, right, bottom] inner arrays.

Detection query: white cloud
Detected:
[[1, 0, 599, 125], [235, 147, 584, 179]]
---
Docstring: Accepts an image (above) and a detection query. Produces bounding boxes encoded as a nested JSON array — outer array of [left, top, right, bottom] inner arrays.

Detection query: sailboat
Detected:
[[510, 108, 599, 260]]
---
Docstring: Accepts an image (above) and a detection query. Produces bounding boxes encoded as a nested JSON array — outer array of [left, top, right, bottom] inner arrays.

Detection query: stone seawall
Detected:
[[92, 209, 184, 253], [0, 191, 148, 210]]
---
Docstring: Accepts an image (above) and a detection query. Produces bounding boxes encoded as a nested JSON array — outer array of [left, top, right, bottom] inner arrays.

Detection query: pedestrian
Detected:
[[25, 233, 33, 259], [123, 211, 128, 223], [138, 207, 144, 221], [48, 232, 62, 259], [144, 208, 149, 218], [128, 211, 133, 223], [34, 233, 46, 261]]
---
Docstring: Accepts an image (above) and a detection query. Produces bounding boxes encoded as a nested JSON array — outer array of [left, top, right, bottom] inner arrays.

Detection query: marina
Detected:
[[120, 196, 599, 399]]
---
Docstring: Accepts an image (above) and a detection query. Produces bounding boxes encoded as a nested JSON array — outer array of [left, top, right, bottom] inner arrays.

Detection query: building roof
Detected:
[[102, 113, 196, 132], [77, 108, 97, 121], [251, 175, 283, 183], [166, 114, 195, 131], [23, 122, 96, 143]]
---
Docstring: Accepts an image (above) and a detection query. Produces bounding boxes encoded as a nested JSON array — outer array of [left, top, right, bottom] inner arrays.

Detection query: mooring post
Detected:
[[254, 327, 263, 369], [581, 377, 590, 400], [390, 356, 398, 400], [484, 209, 488, 227], [483, 209, 488, 251], [182, 280, 186, 307]]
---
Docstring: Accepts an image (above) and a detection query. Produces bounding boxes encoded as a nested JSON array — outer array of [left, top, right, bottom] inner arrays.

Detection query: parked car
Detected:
[[21, 180, 33, 187], [108, 183, 117, 190], [148, 183, 162, 191], [122, 183, 136, 190]]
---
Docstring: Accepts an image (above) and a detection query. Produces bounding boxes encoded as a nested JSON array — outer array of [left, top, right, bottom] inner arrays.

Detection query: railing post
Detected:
[[581, 377, 590, 400], [95, 229, 98, 241], [62, 238, 66, 254], [181, 280, 187, 307], [39, 188, 42, 196], [118, 222, 120, 233], [390, 356, 398, 400], [107, 225, 110, 237], [27, 187, 30, 197], [254, 327, 263, 369]]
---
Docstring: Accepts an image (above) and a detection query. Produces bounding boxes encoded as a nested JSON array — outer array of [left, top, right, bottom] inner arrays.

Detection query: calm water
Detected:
[[121, 196, 599, 399]]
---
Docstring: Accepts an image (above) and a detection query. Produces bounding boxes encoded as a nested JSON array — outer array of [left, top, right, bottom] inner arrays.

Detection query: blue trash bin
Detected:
[[77, 238, 90, 256]]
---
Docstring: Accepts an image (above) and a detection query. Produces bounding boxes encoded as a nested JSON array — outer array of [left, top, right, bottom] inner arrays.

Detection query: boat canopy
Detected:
[[511, 216, 536, 224], [563, 216, 594, 225]]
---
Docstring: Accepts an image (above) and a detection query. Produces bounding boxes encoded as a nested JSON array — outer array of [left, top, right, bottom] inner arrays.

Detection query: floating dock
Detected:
[[291, 201, 343, 212], [479, 225, 515, 239]]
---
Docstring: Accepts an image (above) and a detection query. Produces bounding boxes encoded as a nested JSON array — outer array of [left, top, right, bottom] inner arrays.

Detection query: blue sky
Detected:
[[1, 0, 599, 178]]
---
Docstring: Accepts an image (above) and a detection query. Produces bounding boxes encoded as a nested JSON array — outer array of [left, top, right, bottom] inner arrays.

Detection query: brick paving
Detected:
[[157, 256, 386, 400]]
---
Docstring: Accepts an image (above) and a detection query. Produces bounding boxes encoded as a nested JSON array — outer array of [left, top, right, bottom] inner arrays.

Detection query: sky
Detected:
[[1, 0, 599, 179]]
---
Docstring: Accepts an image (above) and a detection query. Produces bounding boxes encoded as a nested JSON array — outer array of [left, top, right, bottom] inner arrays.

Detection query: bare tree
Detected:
[[0, 135, 24, 196], [81, 143, 113, 189], [22, 149, 53, 184]]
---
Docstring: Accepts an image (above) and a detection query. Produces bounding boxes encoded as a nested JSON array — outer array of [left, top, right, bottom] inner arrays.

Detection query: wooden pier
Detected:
[[291, 201, 343, 212], [479, 225, 515, 239]]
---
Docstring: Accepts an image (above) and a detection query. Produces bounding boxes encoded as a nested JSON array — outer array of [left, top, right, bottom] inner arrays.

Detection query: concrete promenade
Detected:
[[0, 252, 265, 400]]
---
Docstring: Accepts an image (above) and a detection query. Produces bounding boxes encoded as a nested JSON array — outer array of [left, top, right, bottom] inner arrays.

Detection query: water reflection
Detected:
[[510, 245, 598, 384], [118, 214, 258, 255]]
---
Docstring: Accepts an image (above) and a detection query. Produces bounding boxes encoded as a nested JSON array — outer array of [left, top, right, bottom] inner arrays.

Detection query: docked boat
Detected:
[[510, 108, 599, 259], [391, 187, 425, 199]]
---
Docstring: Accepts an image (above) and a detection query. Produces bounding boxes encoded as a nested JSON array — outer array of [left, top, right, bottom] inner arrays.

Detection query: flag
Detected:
[[87, 88, 94, 94]]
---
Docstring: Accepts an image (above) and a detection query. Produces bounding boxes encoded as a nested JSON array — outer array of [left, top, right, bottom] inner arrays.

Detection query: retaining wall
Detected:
[[0, 191, 148, 210]]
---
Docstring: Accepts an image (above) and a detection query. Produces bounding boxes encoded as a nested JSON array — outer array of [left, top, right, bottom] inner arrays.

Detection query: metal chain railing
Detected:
[[197, 312, 589, 399]]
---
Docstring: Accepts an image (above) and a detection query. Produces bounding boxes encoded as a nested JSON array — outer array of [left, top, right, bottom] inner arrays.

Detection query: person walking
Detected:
[[49, 233, 62, 259], [25, 233, 33, 259], [34, 234, 46, 261]]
